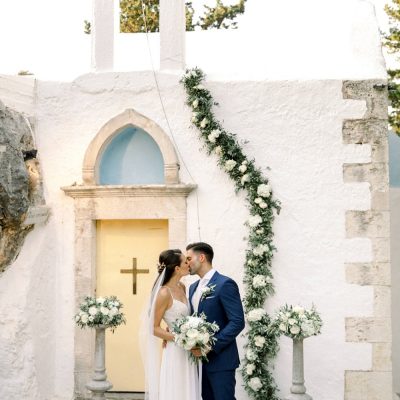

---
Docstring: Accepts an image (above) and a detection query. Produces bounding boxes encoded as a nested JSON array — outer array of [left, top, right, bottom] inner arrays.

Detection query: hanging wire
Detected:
[[139, 0, 202, 241]]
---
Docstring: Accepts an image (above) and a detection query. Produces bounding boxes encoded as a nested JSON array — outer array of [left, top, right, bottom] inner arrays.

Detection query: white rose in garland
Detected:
[[249, 377, 263, 392], [181, 67, 281, 400]]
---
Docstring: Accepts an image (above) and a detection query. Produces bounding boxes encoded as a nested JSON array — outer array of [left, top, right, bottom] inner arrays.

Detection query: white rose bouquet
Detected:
[[75, 295, 126, 332], [273, 304, 322, 339], [172, 312, 219, 364]]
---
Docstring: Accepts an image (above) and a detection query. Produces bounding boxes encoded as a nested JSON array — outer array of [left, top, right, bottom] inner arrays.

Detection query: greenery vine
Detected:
[[181, 68, 281, 399]]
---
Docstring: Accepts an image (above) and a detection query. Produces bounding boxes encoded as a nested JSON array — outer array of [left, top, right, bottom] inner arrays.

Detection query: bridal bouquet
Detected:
[[172, 312, 219, 363], [273, 304, 322, 339], [75, 295, 126, 332]]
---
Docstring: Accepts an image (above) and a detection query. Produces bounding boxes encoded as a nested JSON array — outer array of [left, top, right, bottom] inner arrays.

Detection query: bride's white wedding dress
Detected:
[[159, 288, 200, 400]]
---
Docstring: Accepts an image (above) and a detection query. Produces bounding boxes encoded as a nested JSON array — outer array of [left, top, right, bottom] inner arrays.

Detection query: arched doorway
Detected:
[[62, 109, 195, 398]]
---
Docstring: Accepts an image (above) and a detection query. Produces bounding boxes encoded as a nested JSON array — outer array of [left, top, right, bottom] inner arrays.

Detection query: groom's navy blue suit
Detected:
[[189, 271, 245, 400]]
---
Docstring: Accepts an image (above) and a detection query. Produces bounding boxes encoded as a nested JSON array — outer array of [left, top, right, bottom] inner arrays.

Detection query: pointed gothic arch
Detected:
[[82, 108, 180, 185]]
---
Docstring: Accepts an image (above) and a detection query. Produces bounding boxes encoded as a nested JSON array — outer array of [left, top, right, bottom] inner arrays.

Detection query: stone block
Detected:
[[371, 190, 390, 211], [372, 342, 392, 371], [372, 238, 390, 263], [345, 371, 393, 400], [343, 163, 389, 191], [343, 119, 388, 145], [345, 262, 391, 286], [373, 286, 391, 318], [346, 317, 391, 342], [342, 80, 388, 119], [346, 210, 390, 238]]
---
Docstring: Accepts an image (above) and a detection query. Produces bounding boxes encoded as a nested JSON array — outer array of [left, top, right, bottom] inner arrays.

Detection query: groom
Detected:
[[186, 242, 245, 400]]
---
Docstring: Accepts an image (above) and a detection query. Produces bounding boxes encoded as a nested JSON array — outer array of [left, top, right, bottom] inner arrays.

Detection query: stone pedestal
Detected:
[[85, 326, 112, 399], [285, 338, 312, 400]]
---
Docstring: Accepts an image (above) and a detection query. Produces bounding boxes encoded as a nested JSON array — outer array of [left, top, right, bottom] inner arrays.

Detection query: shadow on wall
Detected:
[[390, 131, 400, 188], [390, 131, 400, 397]]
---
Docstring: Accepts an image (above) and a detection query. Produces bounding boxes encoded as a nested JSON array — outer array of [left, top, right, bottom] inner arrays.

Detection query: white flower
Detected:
[[247, 308, 266, 322], [197, 332, 210, 344], [184, 339, 197, 350], [279, 323, 287, 331], [187, 316, 202, 328], [81, 313, 89, 324], [186, 329, 200, 339], [254, 197, 262, 204], [192, 99, 199, 108], [259, 202, 267, 209], [181, 323, 189, 333], [301, 322, 315, 337], [246, 363, 256, 375], [249, 377, 263, 392], [288, 318, 296, 325], [215, 146, 222, 156], [88, 306, 98, 316], [241, 174, 250, 185], [200, 118, 209, 128], [254, 336, 266, 348], [248, 215, 262, 227], [290, 325, 301, 335], [100, 306, 109, 316], [246, 349, 257, 361], [109, 307, 119, 317], [257, 184, 271, 198], [75, 315, 81, 322], [252, 275, 267, 288], [208, 129, 221, 143], [195, 84, 206, 90], [96, 297, 105, 304], [256, 228, 264, 234], [88, 316, 94, 322], [253, 244, 269, 256], [225, 160, 237, 171], [191, 112, 198, 122], [239, 164, 247, 173], [293, 306, 305, 314], [211, 129, 221, 138]]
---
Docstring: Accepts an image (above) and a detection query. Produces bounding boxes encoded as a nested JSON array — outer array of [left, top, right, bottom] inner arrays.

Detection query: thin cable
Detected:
[[140, 0, 201, 240]]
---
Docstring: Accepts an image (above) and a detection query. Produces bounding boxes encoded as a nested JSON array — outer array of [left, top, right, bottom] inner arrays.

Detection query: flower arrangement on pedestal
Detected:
[[75, 295, 126, 331], [273, 305, 323, 400], [274, 305, 322, 339], [75, 296, 126, 400]]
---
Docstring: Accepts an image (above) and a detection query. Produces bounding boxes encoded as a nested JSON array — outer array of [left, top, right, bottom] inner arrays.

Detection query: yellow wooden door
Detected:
[[96, 219, 169, 392]]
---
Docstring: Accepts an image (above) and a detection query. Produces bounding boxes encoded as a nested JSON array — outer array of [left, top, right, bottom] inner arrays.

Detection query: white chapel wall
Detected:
[[0, 0, 393, 399]]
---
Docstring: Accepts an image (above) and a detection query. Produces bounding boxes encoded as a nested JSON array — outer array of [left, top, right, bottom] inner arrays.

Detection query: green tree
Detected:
[[384, 0, 400, 135], [119, 0, 246, 33]]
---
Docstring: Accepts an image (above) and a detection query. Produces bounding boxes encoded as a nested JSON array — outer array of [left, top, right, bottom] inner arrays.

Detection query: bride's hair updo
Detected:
[[157, 249, 182, 285]]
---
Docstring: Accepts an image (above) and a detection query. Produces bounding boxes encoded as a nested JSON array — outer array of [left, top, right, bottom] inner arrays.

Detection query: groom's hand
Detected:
[[190, 347, 202, 357]]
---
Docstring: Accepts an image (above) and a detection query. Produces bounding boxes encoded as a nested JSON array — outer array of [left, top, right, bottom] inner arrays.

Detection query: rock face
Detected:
[[0, 100, 44, 272]]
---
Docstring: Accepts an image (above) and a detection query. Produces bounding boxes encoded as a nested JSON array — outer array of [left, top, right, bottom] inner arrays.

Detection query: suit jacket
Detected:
[[189, 271, 245, 372]]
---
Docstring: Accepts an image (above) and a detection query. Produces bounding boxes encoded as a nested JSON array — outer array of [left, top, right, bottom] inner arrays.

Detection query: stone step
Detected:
[[106, 392, 144, 400]]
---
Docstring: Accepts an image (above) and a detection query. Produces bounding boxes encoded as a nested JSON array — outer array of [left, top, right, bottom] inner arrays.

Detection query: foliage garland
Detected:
[[181, 68, 281, 399]]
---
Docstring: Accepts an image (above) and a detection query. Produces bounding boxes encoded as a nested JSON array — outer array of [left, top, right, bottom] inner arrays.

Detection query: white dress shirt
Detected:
[[192, 268, 216, 313]]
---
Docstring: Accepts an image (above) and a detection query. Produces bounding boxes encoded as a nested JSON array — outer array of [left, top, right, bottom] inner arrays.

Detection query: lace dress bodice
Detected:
[[163, 288, 190, 329]]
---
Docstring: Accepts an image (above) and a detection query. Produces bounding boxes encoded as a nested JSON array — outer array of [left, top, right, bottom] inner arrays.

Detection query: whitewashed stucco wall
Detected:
[[0, 72, 367, 400]]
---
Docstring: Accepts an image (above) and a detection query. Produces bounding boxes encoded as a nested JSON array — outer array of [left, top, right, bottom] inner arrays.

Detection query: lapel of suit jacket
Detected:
[[198, 271, 220, 314], [189, 279, 200, 314]]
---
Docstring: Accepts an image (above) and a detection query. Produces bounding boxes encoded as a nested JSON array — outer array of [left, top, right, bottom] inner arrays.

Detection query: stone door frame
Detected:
[[62, 109, 195, 398]]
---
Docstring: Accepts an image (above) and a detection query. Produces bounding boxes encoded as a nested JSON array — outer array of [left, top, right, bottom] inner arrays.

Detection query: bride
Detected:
[[141, 249, 200, 400]]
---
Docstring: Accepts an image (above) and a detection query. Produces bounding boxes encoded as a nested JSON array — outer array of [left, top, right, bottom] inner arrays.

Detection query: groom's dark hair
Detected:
[[186, 242, 214, 263]]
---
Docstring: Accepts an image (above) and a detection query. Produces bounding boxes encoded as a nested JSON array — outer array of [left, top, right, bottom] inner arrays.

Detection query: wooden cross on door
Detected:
[[120, 258, 149, 294]]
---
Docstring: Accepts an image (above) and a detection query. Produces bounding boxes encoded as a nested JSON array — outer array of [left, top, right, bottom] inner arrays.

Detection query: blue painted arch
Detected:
[[98, 125, 165, 185]]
